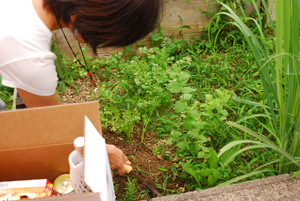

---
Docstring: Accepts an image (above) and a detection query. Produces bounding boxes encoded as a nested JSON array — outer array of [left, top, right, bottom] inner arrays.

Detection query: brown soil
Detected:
[[60, 78, 186, 200]]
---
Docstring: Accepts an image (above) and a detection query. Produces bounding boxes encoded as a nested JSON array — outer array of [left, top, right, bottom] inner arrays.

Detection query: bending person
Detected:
[[0, 0, 161, 175]]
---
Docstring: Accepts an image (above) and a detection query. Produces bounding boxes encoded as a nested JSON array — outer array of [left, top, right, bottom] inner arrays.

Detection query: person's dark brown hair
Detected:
[[44, 0, 161, 53]]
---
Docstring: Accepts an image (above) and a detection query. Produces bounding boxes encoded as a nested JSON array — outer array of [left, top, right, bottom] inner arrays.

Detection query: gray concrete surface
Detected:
[[0, 99, 6, 111], [151, 173, 300, 201]]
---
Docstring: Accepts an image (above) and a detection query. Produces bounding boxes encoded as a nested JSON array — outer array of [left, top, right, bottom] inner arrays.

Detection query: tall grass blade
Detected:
[[217, 169, 275, 186], [217, 0, 300, 174]]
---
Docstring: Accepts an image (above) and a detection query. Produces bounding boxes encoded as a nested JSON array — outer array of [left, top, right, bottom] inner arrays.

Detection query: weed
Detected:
[[117, 177, 138, 201]]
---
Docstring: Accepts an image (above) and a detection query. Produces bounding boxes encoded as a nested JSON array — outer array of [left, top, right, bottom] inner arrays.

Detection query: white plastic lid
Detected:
[[74, 136, 84, 155]]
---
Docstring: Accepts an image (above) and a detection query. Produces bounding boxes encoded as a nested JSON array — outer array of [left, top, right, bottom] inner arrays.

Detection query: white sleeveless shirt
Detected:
[[0, 0, 58, 96]]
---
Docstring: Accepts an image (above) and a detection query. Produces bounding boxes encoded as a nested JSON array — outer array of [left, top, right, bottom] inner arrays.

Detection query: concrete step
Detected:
[[151, 173, 300, 201]]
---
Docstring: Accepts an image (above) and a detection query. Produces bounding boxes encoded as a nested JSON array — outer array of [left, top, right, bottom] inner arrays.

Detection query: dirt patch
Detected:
[[105, 129, 174, 200], [60, 77, 185, 200]]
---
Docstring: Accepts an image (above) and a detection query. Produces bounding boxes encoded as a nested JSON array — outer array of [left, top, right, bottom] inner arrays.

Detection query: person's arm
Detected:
[[17, 88, 60, 108], [106, 144, 131, 176]]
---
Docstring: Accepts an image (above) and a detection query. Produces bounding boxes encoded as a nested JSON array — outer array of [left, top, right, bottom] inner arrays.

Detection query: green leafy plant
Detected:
[[51, 41, 79, 102], [164, 89, 237, 189], [117, 178, 138, 201], [51, 41, 78, 87], [151, 27, 166, 46], [98, 44, 177, 141]]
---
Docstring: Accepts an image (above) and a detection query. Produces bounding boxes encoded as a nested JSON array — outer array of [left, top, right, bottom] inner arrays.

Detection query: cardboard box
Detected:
[[0, 101, 113, 201]]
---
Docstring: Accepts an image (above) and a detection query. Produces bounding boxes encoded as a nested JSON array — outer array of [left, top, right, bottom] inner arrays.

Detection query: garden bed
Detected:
[[60, 78, 186, 200]]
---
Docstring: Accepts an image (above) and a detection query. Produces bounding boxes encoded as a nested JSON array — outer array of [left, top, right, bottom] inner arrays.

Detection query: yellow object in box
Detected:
[[0, 179, 55, 200]]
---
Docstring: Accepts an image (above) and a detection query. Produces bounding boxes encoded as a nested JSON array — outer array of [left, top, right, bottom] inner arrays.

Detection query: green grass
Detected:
[[216, 0, 300, 185]]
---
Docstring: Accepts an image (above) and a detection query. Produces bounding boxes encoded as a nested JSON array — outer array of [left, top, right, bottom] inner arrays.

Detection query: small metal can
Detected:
[[53, 174, 74, 195]]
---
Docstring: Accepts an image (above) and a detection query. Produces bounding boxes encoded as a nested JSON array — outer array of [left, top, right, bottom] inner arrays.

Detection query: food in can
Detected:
[[53, 174, 74, 195]]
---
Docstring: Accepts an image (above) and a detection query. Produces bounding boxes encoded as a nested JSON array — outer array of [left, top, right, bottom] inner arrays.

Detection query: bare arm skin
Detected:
[[17, 88, 60, 108], [106, 144, 131, 175]]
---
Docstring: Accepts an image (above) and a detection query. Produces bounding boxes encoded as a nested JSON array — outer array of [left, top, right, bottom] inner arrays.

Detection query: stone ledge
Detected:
[[151, 173, 300, 201]]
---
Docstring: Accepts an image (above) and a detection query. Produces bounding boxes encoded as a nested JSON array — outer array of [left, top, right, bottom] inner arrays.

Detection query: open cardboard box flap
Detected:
[[0, 101, 102, 182]]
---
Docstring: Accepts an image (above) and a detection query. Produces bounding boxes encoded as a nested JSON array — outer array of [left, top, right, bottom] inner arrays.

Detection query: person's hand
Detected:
[[106, 144, 131, 176]]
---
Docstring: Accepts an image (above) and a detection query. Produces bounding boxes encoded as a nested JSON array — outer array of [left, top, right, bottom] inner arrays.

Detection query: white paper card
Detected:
[[84, 116, 115, 201]]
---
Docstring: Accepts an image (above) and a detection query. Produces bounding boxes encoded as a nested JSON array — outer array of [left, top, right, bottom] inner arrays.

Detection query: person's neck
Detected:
[[32, 0, 63, 31]]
